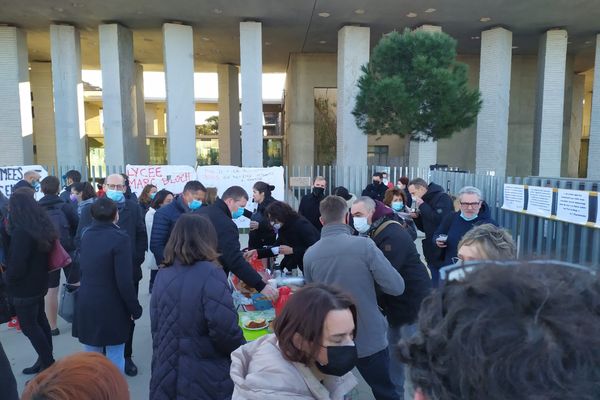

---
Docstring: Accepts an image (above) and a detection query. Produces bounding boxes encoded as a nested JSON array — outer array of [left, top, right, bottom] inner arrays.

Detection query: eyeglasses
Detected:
[[105, 184, 125, 191], [460, 201, 481, 208]]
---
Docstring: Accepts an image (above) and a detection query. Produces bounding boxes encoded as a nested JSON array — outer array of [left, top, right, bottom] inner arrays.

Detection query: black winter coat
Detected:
[[39, 194, 78, 251], [4, 228, 50, 298], [368, 217, 431, 326], [197, 199, 266, 291], [150, 196, 189, 265], [74, 222, 142, 345], [413, 183, 454, 268], [76, 199, 147, 282], [298, 191, 325, 232], [256, 214, 320, 271], [248, 196, 277, 250], [362, 182, 388, 202], [150, 260, 245, 400]]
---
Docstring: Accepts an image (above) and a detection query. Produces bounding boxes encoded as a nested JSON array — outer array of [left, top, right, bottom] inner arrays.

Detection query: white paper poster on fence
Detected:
[[0, 165, 48, 200], [196, 166, 285, 228], [126, 165, 197, 196], [556, 189, 589, 225], [526, 186, 553, 218], [502, 184, 525, 212]]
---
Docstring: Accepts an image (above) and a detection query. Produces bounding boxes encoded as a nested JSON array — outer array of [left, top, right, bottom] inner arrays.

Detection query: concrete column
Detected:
[[587, 35, 600, 179], [0, 27, 34, 165], [533, 29, 568, 176], [135, 62, 147, 163], [475, 27, 513, 175], [567, 74, 585, 177], [30, 62, 57, 166], [163, 23, 196, 166], [408, 25, 442, 170], [50, 25, 86, 170], [218, 64, 241, 166], [337, 26, 370, 171], [240, 22, 263, 167], [99, 24, 137, 167]]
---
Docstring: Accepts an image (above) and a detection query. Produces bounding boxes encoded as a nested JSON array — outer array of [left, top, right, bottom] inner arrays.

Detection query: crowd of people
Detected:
[[0, 168, 598, 400]]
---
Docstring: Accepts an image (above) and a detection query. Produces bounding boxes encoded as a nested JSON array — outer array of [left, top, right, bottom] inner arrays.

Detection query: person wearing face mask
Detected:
[[362, 172, 388, 202], [382, 188, 418, 240], [248, 181, 278, 252], [396, 177, 412, 207], [74, 198, 142, 373], [304, 195, 405, 400], [231, 284, 359, 400], [59, 170, 82, 205], [433, 186, 497, 268], [71, 182, 97, 216], [351, 196, 431, 397], [75, 173, 147, 376], [138, 184, 158, 215], [244, 201, 319, 273], [12, 170, 42, 193], [197, 186, 278, 301], [150, 181, 206, 269], [381, 172, 394, 189], [298, 176, 327, 232]]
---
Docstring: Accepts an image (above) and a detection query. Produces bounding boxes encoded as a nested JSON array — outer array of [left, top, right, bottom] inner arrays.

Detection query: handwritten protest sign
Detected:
[[556, 189, 589, 225], [0, 165, 48, 200], [126, 165, 196, 196], [502, 184, 525, 212], [526, 186, 553, 218], [196, 166, 285, 228]]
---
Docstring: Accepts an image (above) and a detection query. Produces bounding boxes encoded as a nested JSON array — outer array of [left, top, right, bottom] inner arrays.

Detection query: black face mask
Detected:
[[312, 187, 325, 197], [316, 345, 358, 377], [373, 180, 381, 186]]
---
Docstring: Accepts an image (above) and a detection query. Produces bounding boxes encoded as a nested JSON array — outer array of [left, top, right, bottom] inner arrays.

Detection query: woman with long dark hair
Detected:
[[71, 182, 97, 216], [4, 190, 57, 374], [150, 214, 245, 400], [139, 184, 158, 214], [143, 189, 174, 293], [248, 181, 277, 251]]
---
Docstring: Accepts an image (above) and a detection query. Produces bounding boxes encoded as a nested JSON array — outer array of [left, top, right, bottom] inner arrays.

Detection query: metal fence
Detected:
[[430, 170, 600, 268]]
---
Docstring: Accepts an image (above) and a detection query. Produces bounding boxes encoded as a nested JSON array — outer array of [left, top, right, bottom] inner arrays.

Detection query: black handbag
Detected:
[[58, 283, 78, 323]]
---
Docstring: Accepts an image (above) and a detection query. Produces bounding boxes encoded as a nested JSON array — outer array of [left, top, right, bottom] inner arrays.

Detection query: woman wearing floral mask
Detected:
[[231, 284, 359, 400]]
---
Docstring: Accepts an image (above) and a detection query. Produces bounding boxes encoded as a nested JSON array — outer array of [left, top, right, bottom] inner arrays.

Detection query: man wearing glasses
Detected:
[[432, 186, 497, 274]]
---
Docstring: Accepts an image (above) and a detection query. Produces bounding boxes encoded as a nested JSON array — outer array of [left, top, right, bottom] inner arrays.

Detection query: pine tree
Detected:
[[353, 29, 482, 141]]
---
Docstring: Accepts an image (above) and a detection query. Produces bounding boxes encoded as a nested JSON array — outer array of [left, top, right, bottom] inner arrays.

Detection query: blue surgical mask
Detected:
[[232, 207, 245, 219], [391, 201, 404, 212], [188, 199, 202, 210], [106, 189, 125, 203], [353, 217, 371, 234], [150, 192, 156, 200], [460, 212, 478, 221], [33, 181, 41, 191]]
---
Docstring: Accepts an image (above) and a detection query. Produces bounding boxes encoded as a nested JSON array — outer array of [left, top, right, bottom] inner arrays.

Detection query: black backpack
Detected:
[[46, 205, 74, 251]]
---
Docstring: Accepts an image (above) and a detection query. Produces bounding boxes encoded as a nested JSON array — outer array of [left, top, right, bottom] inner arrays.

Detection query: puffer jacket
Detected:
[[230, 334, 358, 400], [150, 260, 245, 400], [150, 196, 189, 265]]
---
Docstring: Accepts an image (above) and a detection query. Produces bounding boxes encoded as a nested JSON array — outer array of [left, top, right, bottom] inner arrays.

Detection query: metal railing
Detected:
[[430, 170, 600, 268]]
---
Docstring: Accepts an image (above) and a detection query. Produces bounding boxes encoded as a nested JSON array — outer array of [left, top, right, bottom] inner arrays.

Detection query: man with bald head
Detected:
[[75, 173, 146, 376], [12, 170, 41, 194]]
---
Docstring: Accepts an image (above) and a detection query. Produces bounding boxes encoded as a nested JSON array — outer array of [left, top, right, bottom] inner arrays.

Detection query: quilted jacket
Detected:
[[150, 196, 189, 265], [150, 259, 245, 400]]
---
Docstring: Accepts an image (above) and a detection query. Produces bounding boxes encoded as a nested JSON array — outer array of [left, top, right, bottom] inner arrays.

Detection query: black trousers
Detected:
[[13, 296, 54, 367], [356, 347, 400, 400], [0, 340, 18, 400], [124, 281, 139, 359]]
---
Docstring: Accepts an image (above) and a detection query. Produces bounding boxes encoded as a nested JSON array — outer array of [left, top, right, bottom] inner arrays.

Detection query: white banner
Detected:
[[526, 186, 554, 218], [0, 165, 48, 200], [502, 184, 525, 212], [196, 166, 285, 228], [556, 189, 589, 225], [126, 165, 196, 196]]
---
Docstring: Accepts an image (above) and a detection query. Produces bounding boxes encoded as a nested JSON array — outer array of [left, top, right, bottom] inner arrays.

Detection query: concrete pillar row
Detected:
[[532, 29, 568, 177], [587, 34, 600, 179], [240, 21, 263, 167], [50, 24, 87, 170], [134, 62, 148, 164], [475, 27, 513, 176], [218, 64, 241, 166], [0, 26, 34, 165], [408, 25, 442, 171], [162, 23, 197, 166], [337, 25, 370, 172]]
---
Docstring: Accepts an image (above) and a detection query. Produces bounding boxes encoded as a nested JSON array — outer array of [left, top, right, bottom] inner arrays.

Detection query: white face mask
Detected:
[[382, 179, 389, 185], [353, 217, 371, 234]]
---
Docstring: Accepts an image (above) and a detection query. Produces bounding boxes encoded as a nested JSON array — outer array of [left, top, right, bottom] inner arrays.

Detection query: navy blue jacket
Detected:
[[197, 199, 266, 291], [362, 182, 388, 202], [434, 201, 498, 266], [150, 260, 245, 400], [74, 222, 142, 345], [248, 196, 277, 250], [150, 196, 189, 265]]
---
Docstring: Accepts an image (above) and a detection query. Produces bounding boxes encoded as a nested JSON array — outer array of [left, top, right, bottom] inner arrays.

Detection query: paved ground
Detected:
[[2, 233, 426, 399]]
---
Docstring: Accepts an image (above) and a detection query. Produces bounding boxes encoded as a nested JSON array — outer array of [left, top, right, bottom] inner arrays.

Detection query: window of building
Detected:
[[148, 138, 167, 165], [368, 145, 389, 166], [263, 138, 283, 166], [197, 138, 219, 166]]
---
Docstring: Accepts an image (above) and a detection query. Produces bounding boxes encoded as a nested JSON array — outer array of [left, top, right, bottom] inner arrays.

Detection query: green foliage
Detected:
[[353, 29, 482, 141], [314, 95, 337, 165], [196, 115, 219, 136]]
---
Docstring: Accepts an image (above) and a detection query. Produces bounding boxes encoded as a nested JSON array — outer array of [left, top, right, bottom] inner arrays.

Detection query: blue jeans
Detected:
[[83, 343, 125, 372], [388, 323, 418, 400], [356, 348, 400, 400]]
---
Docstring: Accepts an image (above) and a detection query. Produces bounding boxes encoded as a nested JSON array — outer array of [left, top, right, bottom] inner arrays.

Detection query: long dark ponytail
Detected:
[[8, 190, 57, 251]]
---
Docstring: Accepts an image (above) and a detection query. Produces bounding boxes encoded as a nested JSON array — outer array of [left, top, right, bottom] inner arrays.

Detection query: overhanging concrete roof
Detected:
[[2, 0, 599, 72]]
